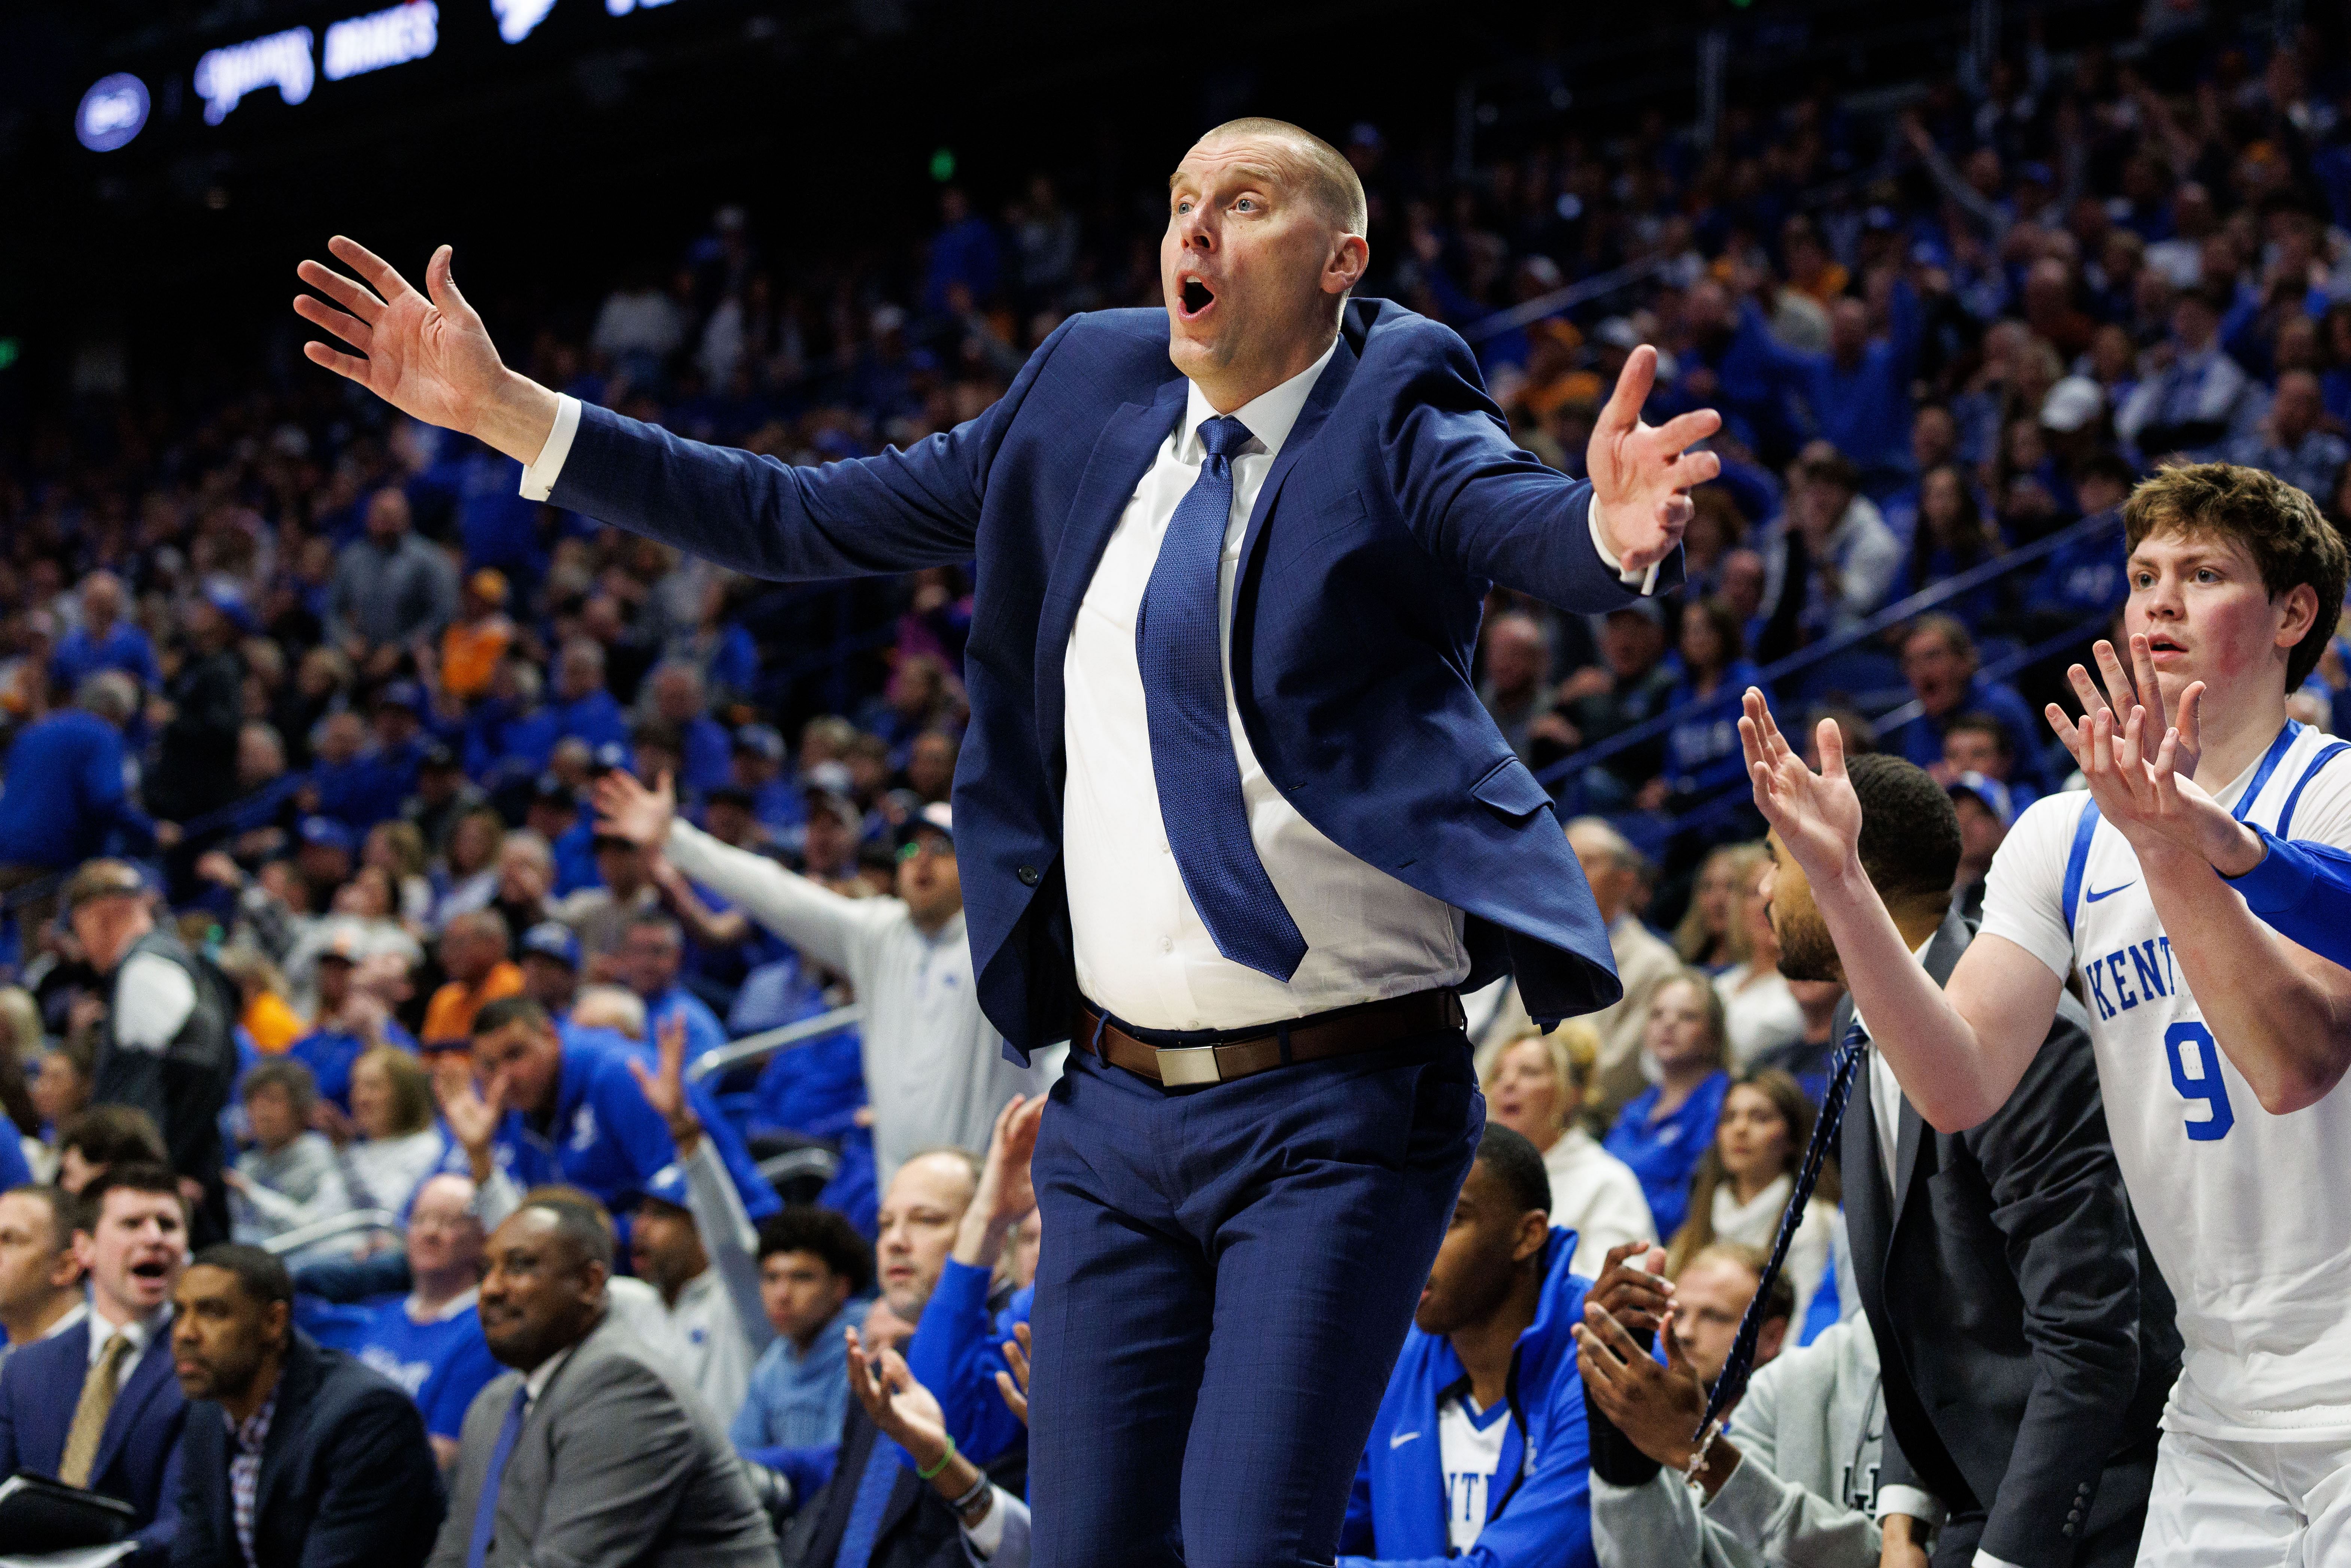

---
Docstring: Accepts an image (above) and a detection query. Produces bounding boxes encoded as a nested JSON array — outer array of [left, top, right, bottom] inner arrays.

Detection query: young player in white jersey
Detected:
[[1738, 462, 2351, 1567]]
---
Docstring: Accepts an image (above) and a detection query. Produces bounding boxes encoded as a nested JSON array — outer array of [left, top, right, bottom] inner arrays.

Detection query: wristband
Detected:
[[1683, 1419, 1723, 1493], [950, 1471, 991, 1514], [917, 1435, 959, 1481]]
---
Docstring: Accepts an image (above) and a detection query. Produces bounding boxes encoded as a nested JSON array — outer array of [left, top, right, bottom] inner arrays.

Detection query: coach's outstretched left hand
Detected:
[[295, 237, 561, 466], [1586, 345, 1722, 574]]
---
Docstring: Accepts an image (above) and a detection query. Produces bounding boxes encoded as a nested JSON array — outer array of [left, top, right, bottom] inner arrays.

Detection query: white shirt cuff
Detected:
[[519, 394, 583, 502], [1875, 1484, 1946, 1531], [1973, 1553, 2030, 1568], [962, 1486, 1012, 1556], [1588, 500, 1662, 596]]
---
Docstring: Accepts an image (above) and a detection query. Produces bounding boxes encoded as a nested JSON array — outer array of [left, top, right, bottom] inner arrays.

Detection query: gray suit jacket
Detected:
[[427, 1309, 777, 1568]]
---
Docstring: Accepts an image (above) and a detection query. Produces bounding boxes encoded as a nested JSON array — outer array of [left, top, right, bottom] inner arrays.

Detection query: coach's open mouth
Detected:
[[1179, 277, 1215, 318]]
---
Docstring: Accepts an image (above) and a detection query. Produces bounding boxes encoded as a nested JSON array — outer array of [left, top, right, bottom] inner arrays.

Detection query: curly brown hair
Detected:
[[2123, 462, 2351, 690]]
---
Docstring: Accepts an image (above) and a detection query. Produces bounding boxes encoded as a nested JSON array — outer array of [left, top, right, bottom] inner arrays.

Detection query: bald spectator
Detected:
[[2230, 368, 2349, 500], [420, 910, 525, 1048], [1478, 613, 1556, 762], [1565, 818, 1682, 1116], [327, 489, 459, 673], [51, 572, 161, 694]]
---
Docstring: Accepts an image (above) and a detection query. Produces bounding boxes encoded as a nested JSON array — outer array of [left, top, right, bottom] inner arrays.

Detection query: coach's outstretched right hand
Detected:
[[294, 236, 560, 466]]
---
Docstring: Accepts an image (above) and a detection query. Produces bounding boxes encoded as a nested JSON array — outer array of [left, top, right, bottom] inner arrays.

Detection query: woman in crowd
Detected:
[[428, 806, 507, 931], [336, 1044, 445, 1216], [1673, 842, 1759, 972], [1602, 968, 1732, 1241], [1714, 850, 1804, 1066], [1653, 597, 1764, 809], [1897, 463, 2010, 626], [1665, 1067, 1837, 1327], [1482, 1024, 1656, 1277], [365, 820, 435, 932]]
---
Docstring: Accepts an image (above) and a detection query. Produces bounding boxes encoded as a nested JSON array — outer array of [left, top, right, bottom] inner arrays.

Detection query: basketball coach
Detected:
[[292, 116, 1720, 1568]]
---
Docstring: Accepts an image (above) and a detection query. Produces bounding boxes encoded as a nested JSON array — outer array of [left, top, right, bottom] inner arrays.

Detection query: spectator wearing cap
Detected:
[[405, 745, 487, 865], [422, 909, 526, 1049], [70, 862, 241, 1243], [288, 932, 420, 1110], [727, 724, 804, 841], [518, 921, 582, 1019], [50, 572, 162, 696], [1946, 769, 2014, 923], [326, 489, 459, 677], [524, 776, 602, 898], [617, 911, 728, 1065], [445, 996, 780, 1230], [799, 780, 866, 893], [596, 771, 1041, 1189], [644, 663, 734, 797], [551, 639, 632, 753], [438, 569, 515, 702], [554, 832, 662, 973], [1884, 616, 2051, 797], [168, 1242, 444, 1568], [0, 674, 156, 935], [149, 589, 250, 834]]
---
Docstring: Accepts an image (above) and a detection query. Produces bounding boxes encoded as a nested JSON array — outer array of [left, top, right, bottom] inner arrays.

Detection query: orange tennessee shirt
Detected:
[[421, 961, 525, 1046]]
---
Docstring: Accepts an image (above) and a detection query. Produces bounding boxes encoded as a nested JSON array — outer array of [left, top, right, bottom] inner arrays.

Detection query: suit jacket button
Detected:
[[2062, 1523, 2076, 1538], [1017, 865, 1041, 887]]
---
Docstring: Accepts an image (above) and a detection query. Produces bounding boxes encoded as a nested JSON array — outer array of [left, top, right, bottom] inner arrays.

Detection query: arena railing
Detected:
[[685, 1003, 864, 1085], [257, 1207, 405, 1258], [1535, 504, 2127, 834]]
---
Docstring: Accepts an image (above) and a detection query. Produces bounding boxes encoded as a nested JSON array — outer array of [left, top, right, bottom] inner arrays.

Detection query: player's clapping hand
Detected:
[[2047, 636, 2264, 876], [1586, 346, 1723, 574], [1739, 689, 1865, 885]]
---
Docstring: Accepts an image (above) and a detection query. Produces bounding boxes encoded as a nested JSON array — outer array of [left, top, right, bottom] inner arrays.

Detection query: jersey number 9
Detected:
[[2165, 1022, 2236, 1142]]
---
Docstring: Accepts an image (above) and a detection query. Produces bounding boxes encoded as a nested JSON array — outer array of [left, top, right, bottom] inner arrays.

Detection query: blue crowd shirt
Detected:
[[332, 1292, 503, 1440], [288, 1018, 420, 1110], [1603, 1071, 1731, 1241], [0, 710, 155, 869], [730, 1298, 862, 1455], [50, 622, 162, 693]]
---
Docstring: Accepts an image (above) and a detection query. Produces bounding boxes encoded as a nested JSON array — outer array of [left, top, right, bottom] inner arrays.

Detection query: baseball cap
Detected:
[[803, 760, 854, 796], [315, 930, 361, 967], [731, 724, 785, 762], [1946, 771, 2016, 826], [804, 788, 861, 832], [203, 584, 259, 636], [520, 921, 581, 970], [591, 742, 631, 776], [62, 859, 151, 912], [531, 774, 578, 809], [896, 800, 954, 847], [2040, 376, 2105, 434], [375, 681, 425, 716], [298, 816, 356, 855], [639, 1163, 691, 1212]]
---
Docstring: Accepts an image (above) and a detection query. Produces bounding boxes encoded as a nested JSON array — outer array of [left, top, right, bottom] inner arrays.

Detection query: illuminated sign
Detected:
[[75, 73, 151, 151], [490, 0, 558, 42], [324, 1, 440, 80], [605, 0, 679, 13], [192, 27, 315, 123]]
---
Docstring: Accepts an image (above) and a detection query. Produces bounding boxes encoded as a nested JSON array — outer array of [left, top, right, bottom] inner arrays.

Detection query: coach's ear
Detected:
[[1322, 232, 1369, 298]]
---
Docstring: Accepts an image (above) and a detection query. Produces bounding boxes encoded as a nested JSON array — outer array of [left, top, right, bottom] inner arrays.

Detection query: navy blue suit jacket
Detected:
[[171, 1332, 444, 1568], [0, 1315, 187, 1564], [553, 299, 1676, 1056]]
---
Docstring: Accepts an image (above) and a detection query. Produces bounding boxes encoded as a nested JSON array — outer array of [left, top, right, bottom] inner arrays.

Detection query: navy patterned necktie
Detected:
[[1135, 413, 1309, 981], [1693, 1020, 1871, 1439]]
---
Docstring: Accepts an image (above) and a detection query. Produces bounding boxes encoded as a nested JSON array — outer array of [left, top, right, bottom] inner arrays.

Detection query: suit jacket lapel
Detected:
[[92, 1328, 173, 1484], [256, 1338, 321, 1517], [1895, 911, 1971, 1218], [1835, 997, 1893, 1327], [1033, 377, 1186, 786], [1230, 325, 1361, 585]]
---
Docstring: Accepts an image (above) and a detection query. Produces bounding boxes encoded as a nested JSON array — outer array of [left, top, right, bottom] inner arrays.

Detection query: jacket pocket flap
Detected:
[[1469, 757, 1554, 820]]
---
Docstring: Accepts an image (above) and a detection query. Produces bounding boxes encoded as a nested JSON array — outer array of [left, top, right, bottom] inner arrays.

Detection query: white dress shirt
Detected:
[[86, 1300, 167, 1375], [521, 356, 1655, 1034]]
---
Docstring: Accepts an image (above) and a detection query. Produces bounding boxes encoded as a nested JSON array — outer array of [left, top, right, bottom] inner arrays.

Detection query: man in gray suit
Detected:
[[429, 1198, 777, 1568]]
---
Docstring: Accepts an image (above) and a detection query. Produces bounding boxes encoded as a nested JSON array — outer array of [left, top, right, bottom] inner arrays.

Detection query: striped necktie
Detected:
[[1693, 1020, 1869, 1440]]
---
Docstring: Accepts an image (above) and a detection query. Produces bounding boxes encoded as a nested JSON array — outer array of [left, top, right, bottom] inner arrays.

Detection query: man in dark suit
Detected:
[[1760, 756, 2178, 1567], [293, 116, 1720, 1568], [168, 1244, 443, 1567], [0, 1163, 191, 1565]]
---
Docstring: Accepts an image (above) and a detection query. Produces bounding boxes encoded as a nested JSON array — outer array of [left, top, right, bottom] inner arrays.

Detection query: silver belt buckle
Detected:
[[1154, 1044, 1222, 1087]]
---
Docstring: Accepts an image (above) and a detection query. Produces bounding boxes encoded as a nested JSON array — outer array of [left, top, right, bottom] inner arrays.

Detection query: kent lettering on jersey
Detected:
[[1740, 462, 2351, 1566]]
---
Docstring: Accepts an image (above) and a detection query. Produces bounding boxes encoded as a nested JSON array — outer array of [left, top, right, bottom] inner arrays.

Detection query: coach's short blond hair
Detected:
[[1191, 118, 1367, 237]]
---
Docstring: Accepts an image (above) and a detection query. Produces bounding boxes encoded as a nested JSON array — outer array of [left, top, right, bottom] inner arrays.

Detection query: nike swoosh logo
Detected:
[[2085, 883, 2135, 903], [1389, 1431, 1421, 1449]]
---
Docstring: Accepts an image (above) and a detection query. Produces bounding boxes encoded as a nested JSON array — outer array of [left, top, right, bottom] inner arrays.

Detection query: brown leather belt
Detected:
[[1074, 987, 1466, 1088]]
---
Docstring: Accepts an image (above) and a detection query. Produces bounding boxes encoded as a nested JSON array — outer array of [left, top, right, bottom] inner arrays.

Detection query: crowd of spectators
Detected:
[[8, 1, 2351, 1564]]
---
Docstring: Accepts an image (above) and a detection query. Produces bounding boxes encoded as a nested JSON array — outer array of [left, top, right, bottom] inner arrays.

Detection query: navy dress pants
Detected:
[[1027, 1027, 1483, 1568]]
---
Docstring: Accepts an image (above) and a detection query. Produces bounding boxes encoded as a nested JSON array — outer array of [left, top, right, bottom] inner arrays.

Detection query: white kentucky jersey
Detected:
[[1978, 719, 2351, 1441]]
